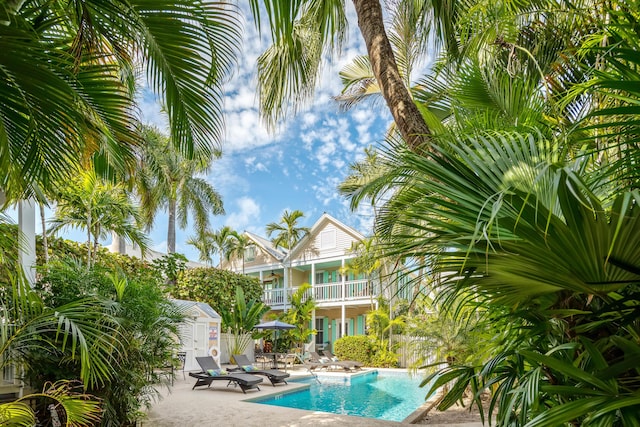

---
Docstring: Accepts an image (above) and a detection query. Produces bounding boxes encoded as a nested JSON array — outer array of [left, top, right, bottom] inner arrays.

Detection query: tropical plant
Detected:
[[266, 210, 310, 250], [36, 257, 184, 426], [218, 287, 270, 362], [48, 170, 149, 267], [279, 283, 316, 350], [333, 335, 372, 365], [266, 209, 309, 294], [0, 0, 241, 199], [151, 253, 189, 287], [0, 270, 121, 425], [225, 230, 253, 274], [249, 0, 431, 150], [137, 126, 225, 254]]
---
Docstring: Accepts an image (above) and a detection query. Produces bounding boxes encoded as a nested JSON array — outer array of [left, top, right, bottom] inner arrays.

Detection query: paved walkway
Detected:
[[142, 368, 483, 427]]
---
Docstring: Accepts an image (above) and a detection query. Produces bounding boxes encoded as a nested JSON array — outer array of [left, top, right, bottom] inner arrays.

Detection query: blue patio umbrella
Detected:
[[254, 320, 295, 351]]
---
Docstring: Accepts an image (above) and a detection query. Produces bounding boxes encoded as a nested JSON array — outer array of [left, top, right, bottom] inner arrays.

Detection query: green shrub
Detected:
[[369, 345, 399, 368], [172, 267, 262, 314], [34, 256, 183, 426], [334, 335, 372, 365]]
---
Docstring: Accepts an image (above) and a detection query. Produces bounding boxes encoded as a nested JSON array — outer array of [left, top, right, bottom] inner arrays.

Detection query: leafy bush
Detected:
[[334, 335, 372, 365], [34, 256, 183, 426], [369, 344, 399, 368], [172, 267, 262, 314]]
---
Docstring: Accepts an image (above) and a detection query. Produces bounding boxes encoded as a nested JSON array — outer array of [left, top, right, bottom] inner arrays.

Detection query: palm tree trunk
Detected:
[[86, 211, 92, 269], [39, 202, 49, 267], [351, 0, 431, 151], [168, 197, 176, 254]]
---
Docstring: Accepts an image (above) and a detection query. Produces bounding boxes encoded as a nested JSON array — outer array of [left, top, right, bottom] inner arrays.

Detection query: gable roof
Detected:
[[245, 231, 286, 262], [172, 299, 220, 319], [286, 213, 365, 260]]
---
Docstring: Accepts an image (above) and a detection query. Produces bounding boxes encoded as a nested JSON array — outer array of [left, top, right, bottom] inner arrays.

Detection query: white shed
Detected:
[[172, 299, 221, 371]]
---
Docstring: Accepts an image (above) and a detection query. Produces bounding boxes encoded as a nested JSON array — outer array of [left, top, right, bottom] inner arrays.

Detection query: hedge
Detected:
[[334, 335, 373, 365], [172, 267, 262, 315]]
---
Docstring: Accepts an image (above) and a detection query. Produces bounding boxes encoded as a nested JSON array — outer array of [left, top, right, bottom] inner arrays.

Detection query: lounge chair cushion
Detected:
[[242, 365, 256, 372], [206, 369, 228, 376]]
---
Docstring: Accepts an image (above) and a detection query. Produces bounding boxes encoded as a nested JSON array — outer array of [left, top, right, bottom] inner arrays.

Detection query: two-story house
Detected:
[[222, 213, 378, 352]]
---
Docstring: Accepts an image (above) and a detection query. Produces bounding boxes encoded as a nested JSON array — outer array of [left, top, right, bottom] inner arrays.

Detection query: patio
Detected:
[[142, 367, 483, 426]]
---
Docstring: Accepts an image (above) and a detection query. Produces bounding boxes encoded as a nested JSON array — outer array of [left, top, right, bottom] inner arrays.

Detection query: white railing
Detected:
[[314, 283, 342, 302], [263, 279, 373, 306]]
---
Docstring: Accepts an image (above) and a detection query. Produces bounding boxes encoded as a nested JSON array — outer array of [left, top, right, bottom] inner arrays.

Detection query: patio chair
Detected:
[[310, 351, 354, 371], [322, 350, 363, 370], [232, 354, 290, 386], [277, 353, 298, 371], [189, 356, 263, 393]]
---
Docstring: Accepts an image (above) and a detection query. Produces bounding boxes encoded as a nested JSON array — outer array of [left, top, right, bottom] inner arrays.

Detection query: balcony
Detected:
[[262, 279, 374, 308]]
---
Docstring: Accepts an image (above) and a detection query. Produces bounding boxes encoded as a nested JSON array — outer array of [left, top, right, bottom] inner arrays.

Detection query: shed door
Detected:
[[181, 321, 210, 371]]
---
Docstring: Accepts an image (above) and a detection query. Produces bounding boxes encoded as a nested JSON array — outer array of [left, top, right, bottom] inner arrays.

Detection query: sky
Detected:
[[14, 2, 416, 264], [136, 2, 395, 262]]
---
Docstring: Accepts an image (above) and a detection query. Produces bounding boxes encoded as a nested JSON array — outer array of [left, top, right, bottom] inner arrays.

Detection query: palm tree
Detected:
[[0, 0, 241, 199], [338, 1, 640, 423], [187, 226, 236, 267], [280, 283, 317, 350], [137, 126, 225, 254], [0, 271, 121, 425], [48, 170, 148, 267], [334, 0, 427, 112], [225, 230, 253, 274], [266, 209, 310, 308], [250, 0, 432, 151], [266, 210, 310, 251]]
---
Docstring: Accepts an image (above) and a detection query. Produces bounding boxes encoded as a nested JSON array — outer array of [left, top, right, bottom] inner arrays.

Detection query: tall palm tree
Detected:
[[266, 210, 310, 251], [225, 230, 253, 274], [334, 0, 428, 112], [0, 0, 241, 199], [137, 126, 225, 254], [338, 1, 640, 424], [266, 209, 310, 304], [48, 170, 148, 267], [250, 0, 432, 151]]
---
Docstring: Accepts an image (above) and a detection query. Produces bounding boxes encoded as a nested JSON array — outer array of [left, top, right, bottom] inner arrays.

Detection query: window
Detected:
[[245, 246, 256, 262], [315, 318, 324, 344], [315, 271, 324, 284], [337, 321, 349, 337], [320, 230, 336, 249]]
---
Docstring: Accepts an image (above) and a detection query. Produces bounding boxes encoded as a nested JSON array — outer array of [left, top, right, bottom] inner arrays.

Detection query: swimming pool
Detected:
[[252, 370, 428, 422]]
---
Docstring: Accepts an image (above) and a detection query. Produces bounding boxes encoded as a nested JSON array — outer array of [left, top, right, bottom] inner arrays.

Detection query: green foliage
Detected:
[[334, 335, 373, 365], [34, 255, 183, 426], [151, 253, 188, 286], [279, 283, 317, 350], [172, 267, 262, 315], [406, 296, 489, 370], [369, 345, 399, 368], [0, 0, 241, 199], [0, 269, 115, 425], [219, 287, 270, 359]]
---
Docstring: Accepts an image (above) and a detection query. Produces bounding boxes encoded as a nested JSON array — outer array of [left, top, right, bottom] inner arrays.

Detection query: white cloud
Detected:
[[225, 197, 261, 230], [244, 156, 269, 172]]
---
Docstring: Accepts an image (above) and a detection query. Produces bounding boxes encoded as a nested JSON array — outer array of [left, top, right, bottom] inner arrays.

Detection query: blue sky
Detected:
[[15, 2, 432, 264], [136, 3, 396, 262]]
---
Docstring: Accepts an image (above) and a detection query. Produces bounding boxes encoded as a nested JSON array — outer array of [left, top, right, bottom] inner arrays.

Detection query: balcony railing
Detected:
[[262, 279, 373, 307]]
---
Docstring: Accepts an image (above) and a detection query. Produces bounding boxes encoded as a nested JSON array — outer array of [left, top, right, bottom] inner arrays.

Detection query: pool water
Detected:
[[253, 371, 427, 421]]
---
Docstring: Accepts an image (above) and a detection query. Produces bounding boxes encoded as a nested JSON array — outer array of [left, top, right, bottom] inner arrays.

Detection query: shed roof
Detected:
[[171, 299, 220, 319]]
